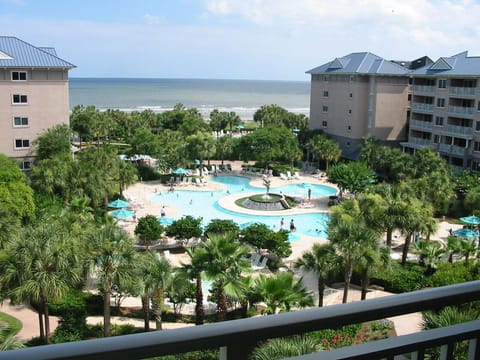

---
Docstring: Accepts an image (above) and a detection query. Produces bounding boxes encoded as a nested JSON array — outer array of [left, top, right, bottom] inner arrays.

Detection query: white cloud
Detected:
[[143, 13, 168, 25]]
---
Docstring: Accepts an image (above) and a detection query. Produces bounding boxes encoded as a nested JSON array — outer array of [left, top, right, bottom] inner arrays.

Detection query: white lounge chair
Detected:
[[280, 173, 288, 180], [294, 171, 301, 179]]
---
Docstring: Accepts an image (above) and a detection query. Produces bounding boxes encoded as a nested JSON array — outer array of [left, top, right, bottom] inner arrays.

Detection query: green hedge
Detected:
[[371, 262, 428, 293]]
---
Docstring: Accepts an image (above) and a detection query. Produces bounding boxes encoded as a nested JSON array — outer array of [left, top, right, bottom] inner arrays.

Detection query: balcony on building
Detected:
[[410, 113, 433, 131], [2, 281, 479, 360], [448, 98, 475, 118], [449, 78, 477, 98], [439, 117, 474, 138], [412, 77, 436, 94], [438, 136, 470, 156], [411, 95, 434, 113]]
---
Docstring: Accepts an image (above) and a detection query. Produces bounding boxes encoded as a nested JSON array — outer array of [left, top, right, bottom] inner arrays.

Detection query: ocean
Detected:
[[69, 78, 310, 120]]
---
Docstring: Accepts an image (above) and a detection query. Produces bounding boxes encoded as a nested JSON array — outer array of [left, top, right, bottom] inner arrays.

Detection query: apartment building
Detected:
[[307, 52, 411, 159], [401, 51, 480, 170], [0, 36, 75, 169], [307, 51, 480, 170]]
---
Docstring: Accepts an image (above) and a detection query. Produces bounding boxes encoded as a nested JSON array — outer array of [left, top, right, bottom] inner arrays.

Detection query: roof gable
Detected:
[[429, 57, 454, 71]]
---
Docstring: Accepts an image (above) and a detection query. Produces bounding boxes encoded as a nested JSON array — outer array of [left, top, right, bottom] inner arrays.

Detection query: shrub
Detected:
[[50, 290, 88, 342], [430, 262, 479, 287], [371, 262, 427, 293], [204, 219, 240, 238], [135, 214, 163, 242]]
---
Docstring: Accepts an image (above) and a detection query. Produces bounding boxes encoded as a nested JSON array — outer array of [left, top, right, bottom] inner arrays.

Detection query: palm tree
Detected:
[[413, 241, 445, 274], [87, 223, 137, 337], [250, 335, 320, 360], [294, 243, 338, 307], [144, 252, 172, 330], [253, 272, 314, 315], [446, 236, 463, 263], [0, 221, 81, 343], [194, 233, 251, 321], [184, 246, 206, 325], [327, 219, 380, 303], [355, 244, 390, 300], [460, 239, 477, 266], [0, 322, 24, 351]]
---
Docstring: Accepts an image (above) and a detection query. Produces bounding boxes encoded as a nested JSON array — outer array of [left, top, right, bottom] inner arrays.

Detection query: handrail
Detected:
[[2, 281, 480, 360]]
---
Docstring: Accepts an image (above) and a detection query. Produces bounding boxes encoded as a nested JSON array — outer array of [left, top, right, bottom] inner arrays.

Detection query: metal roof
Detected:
[[409, 51, 480, 76], [306, 52, 409, 75], [0, 36, 75, 69]]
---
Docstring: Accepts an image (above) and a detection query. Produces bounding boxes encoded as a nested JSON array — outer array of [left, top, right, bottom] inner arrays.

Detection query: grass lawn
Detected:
[[0, 312, 22, 336]]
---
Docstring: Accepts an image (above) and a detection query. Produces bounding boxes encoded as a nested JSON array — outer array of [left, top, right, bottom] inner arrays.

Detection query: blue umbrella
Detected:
[[293, 128, 300, 133], [111, 209, 134, 218], [452, 228, 479, 239], [173, 168, 188, 175], [157, 217, 175, 226], [239, 221, 260, 230], [236, 124, 245, 130], [108, 199, 130, 208], [460, 215, 480, 226]]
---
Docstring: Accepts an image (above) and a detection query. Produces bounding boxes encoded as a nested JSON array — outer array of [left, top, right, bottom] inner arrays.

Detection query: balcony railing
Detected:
[[413, 85, 435, 93], [438, 143, 469, 156], [410, 119, 433, 131], [448, 106, 475, 117], [450, 87, 476, 96], [441, 124, 474, 138], [411, 103, 434, 112], [2, 281, 480, 360]]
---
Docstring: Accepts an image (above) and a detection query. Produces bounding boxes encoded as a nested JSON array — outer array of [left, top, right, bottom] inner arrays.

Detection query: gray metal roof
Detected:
[[0, 36, 75, 69], [409, 51, 480, 76], [306, 52, 409, 75]]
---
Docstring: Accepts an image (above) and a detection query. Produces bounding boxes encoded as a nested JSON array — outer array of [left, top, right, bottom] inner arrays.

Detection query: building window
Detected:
[[349, 93, 353, 98], [348, 109, 352, 114], [14, 139, 30, 149], [12, 94, 28, 104], [476, 121, 480, 132], [474, 142, 480, 152], [438, 79, 447, 88], [20, 161, 31, 171], [323, 75, 329, 82], [322, 105, 328, 113], [13, 116, 29, 127], [346, 141, 351, 147], [436, 98, 445, 108], [322, 120, 328, 128], [347, 125, 351, 130], [478, 101, 480, 111], [11, 71, 27, 81], [323, 90, 329, 97], [433, 135, 441, 144], [435, 116, 444, 126]]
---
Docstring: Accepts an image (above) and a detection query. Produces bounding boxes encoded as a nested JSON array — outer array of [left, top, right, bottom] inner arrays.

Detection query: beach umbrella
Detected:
[[157, 217, 175, 226], [173, 167, 188, 175], [111, 209, 134, 219], [452, 228, 479, 239], [293, 128, 300, 133], [108, 199, 130, 208], [236, 124, 245, 130], [239, 221, 260, 230], [459, 215, 480, 226]]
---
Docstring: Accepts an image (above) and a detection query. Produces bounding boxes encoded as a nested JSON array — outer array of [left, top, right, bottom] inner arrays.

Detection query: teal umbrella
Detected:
[[236, 124, 245, 129], [157, 217, 175, 226], [453, 228, 479, 239], [111, 209, 134, 218], [293, 128, 300, 133], [460, 215, 480, 226], [173, 168, 188, 175], [108, 199, 130, 208]]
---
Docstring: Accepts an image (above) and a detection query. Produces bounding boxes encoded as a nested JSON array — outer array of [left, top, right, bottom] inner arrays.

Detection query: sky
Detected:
[[1, 0, 479, 81]]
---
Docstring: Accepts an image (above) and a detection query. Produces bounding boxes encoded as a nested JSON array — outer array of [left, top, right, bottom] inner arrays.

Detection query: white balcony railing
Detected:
[[411, 103, 434, 112]]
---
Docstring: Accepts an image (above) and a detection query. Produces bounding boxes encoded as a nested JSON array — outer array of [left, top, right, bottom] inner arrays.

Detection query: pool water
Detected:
[[152, 175, 334, 240]]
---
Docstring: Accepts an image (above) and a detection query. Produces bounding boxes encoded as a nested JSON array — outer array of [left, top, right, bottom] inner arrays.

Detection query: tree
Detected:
[[0, 322, 24, 351], [240, 224, 292, 259], [116, 159, 138, 198], [204, 219, 240, 238], [143, 252, 172, 330], [87, 223, 137, 337], [186, 132, 216, 169], [34, 124, 72, 160], [166, 216, 203, 243], [134, 215, 164, 248], [327, 162, 375, 198], [128, 128, 162, 159], [0, 220, 81, 343], [215, 136, 235, 165], [294, 243, 338, 307], [355, 244, 390, 300], [413, 240, 445, 274], [445, 236, 464, 263], [253, 104, 289, 128], [183, 247, 206, 325], [308, 134, 341, 170], [194, 233, 251, 321], [253, 272, 314, 315], [327, 207, 380, 303], [250, 335, 320, 360], [70, 105, 99, 145]]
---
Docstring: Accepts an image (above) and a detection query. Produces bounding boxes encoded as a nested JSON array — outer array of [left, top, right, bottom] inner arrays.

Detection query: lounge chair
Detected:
[[252, 256, 268, 270], [280, 173, 288, 180], [286, 171, 294, 179], [294, 171, 301, 179], [195, 178, 205, 186]]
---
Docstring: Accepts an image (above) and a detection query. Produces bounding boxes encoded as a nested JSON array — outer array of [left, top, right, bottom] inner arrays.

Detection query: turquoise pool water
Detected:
[[152, 175, 333, 240]]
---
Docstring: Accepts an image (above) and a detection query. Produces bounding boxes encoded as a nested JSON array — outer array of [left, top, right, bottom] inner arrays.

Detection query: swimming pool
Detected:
[[151, 175, 333, 240]]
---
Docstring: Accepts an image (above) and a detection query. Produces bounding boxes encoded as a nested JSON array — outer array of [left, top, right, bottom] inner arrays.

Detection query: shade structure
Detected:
[[157, 217, 175, 226], [239, 221, 260, 230], [108, 199, 130, 208], [173, 167, 188, 175], [293, 128, 300, 133], [460, 215, 480, 226], [111, 209, 134, 218], [453, 228, 479, 239], [236, 124, 245, 129]]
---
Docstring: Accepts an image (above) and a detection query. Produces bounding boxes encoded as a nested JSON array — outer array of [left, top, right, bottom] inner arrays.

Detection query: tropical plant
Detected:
[[193, 233, 251, 321], [294, 243, 339, 307], [204, 219, 240, 238], [413, 241, 445, 274], [251, 335, 321, 360], [166, 216, 203, 243], [135, 215, 164, 248], [355, 244, 390, 300], [0, 321, 24, 351], [86, 223, 137, 337], [253, 272, 314, 315], [327, 162, 375, 198]]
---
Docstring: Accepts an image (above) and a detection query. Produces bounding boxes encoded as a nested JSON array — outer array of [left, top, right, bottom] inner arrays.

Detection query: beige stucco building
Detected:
[[0, 36, 75, 169]]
